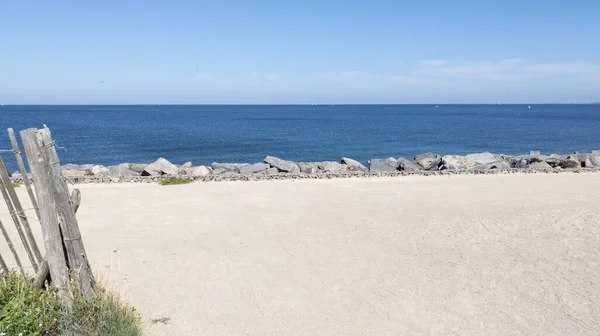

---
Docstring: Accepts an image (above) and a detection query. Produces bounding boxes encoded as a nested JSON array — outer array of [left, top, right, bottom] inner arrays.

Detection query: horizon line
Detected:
[[1, 103, 597, 106]]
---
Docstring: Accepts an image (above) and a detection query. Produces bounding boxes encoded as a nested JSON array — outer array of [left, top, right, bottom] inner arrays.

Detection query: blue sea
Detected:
[[1, 104, 599, 172]]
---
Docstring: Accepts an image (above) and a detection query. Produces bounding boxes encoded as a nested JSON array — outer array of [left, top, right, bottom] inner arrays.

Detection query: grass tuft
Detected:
[[63, 291, 143, 336], [0, 272, 144, 336], [159, 176, 192, 186], [11, 182, 21, 188], [150, 317, 170, 325]]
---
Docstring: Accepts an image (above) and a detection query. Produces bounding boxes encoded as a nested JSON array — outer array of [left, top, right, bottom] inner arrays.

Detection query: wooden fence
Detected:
[[0, 126, 95, 309]]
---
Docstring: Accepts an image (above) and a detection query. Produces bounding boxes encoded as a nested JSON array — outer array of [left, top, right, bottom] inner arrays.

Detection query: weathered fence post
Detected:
[[0, 250, 8, 276], [20, 128, 73, 307], [37, 126, 95, 297], [8, 128, 41, 221], [32, 189, 82, 289], [0, 217, 25, 276], [0, 157, 43, 269], [0, 168, 38, 272]]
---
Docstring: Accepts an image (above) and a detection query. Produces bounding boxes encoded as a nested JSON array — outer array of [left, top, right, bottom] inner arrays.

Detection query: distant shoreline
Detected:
[[9, 151, 600, 184], [10, 168, 600, 185]]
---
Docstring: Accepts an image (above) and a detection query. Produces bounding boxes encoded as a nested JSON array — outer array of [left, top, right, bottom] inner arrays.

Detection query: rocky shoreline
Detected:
[[9, 151, 600, 184]]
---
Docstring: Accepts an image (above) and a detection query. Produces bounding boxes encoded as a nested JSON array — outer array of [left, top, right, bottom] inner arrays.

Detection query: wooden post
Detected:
[[0, 166, 38, 272], [0, 250, 9, 276], [0, 157, 43, 268], [8, 128, 41, 221], [0, 217, 25, 276], [37, 127, 95, 298], [70, 189, 81, 214], [31, 259, 49, 288], [32, 189, 82, 289], [20, 128, 73, 307]]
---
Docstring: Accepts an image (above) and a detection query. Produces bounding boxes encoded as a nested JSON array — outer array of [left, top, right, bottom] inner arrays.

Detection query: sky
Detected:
[[1, 0, 599, 104]]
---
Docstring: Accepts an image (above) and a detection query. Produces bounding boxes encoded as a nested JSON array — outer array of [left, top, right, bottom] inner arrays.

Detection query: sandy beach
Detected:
[[2, 173, 600, 335]]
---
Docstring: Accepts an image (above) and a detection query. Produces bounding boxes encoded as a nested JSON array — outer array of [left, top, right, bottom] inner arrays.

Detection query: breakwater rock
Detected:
[[9, 151, 600, 184]]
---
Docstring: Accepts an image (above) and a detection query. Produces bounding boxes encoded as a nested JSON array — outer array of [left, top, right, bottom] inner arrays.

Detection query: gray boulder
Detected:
[[239, 163, 270, 174], [91, 165, 110, 175], [368, 157, 398, 172], [511, 158, 530, 168], [297, 162, 322, 174], [178, 161, 194, 174], [584, 155, 600, 167], [544, 155, 562, 168], [185, 165, 211, 177], [321, 161, 348, 173], [108, 165, 139, 178], [266, 167, 279, 175], [143, 158, 179, 176], [62, 170, 91, 178], [475, 161, 511, 170], [510, 154, 546, 168], [466, 152, 498, 165], [62, 163, 81, 170], [440, 155, 477, 170], [529, 161, 552, 170], [574, 152, 590, 164], [559, 155, 581, 169], [62, 164, 94, 179], [264, 156, 300, 173], [62, 163, 95, 171], [341, 157, 367, 171], [211, 162, 249, 173], [397, 157, 422, 171], [414, 153, 441, 170], [593, 150, 600, 155], [128, 163, 148, 174], [211, 168, 227, 175]]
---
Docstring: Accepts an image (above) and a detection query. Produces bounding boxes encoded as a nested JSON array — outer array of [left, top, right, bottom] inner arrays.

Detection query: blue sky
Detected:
[[1, 0, 599, 104]]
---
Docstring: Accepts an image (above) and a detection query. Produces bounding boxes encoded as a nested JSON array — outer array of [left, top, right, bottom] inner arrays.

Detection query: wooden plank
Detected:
[[0, 157, 43, 268], [0, 156, 43, 264], [8, 128, 41, 221], [32, 259, 49, 288], [70, 189, 81, 213], [0, 217, 25, 276], [0, 162, 38, 272], [20, 128, 73, 307], [0, 250, 9, 276], [37, 127, 95, 298], [32, 189, 82, 289]]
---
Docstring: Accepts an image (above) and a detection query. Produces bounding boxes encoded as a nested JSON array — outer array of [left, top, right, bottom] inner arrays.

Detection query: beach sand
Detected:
[[2, 174, 600, 335]]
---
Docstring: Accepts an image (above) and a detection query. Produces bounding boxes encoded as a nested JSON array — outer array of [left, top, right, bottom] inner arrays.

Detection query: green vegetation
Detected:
[[0, 272, 61, 335], [0, 272, 143, 336], [159, 176, 192, 185], [11, 182, 21, 188]]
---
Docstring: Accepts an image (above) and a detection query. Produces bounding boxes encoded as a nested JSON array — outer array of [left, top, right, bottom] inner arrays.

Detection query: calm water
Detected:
[[1, 104, 599, 171]]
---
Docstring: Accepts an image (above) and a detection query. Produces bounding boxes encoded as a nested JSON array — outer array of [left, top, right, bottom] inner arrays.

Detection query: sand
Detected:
[[2, 173, 600, 335]]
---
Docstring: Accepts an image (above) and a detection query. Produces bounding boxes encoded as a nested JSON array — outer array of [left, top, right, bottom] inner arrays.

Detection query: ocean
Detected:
[[1, 104, 599, 172]]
